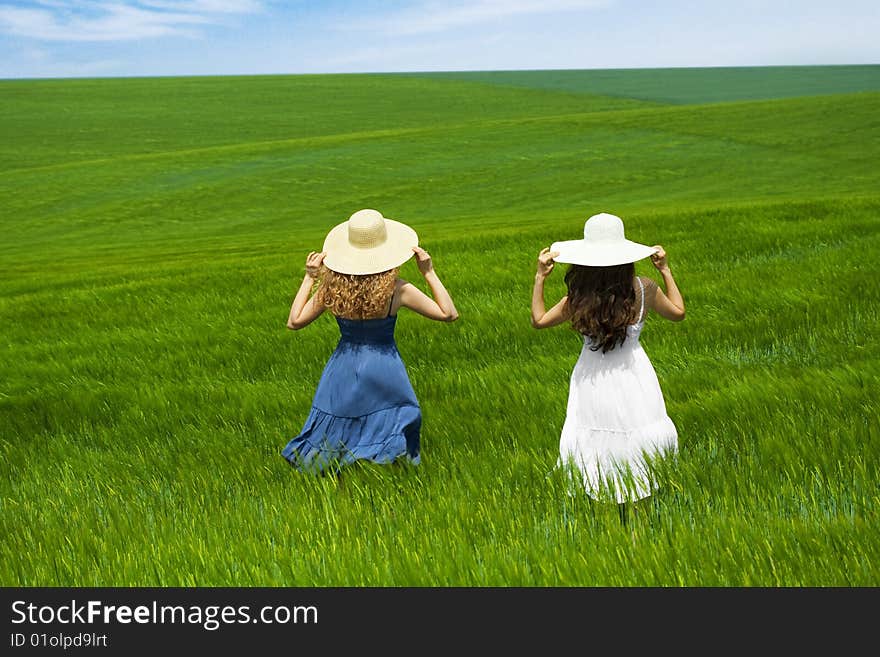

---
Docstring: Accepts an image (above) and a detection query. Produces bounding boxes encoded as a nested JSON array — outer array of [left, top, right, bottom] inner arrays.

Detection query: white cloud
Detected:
[[342, 0, 613, 36], [0, 0, 262, 42], [137, 0, 262, 13]]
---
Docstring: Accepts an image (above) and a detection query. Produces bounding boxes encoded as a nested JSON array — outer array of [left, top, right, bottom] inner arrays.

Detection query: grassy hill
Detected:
[[1, 66, 878, 585], [414, 64, 880, 103]]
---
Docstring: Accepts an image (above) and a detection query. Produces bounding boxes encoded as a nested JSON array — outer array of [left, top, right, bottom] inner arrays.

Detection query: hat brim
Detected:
[[322, 218, 418, 275], [550, 239, 657, 267]]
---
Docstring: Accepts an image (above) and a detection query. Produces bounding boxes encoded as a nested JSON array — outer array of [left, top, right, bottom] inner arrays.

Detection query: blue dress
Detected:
[[281, 312, 421, 473]]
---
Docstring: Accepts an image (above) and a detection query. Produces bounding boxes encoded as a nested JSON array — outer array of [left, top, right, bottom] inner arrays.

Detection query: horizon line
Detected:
[[2, 61, 880, 83]]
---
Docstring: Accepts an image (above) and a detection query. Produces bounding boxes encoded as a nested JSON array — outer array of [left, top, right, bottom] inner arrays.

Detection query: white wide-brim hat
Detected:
[[551, 212, 657, 267], [322, 209, 418, 275]]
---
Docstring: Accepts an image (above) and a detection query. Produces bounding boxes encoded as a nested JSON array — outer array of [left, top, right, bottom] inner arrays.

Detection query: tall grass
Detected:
[[1, 67, 878, 585]]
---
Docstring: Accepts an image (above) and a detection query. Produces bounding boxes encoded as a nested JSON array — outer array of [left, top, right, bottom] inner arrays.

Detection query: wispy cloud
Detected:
[[137, 0, 262, 13], [321, 32, 510, 73], [0, 0, 262, 42], [342, 0, 613, 36], [0, 40, 127, 77]]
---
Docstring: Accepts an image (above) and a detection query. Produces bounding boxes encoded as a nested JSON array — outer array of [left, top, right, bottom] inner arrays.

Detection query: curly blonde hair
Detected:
[[315, 266, 399, 319]]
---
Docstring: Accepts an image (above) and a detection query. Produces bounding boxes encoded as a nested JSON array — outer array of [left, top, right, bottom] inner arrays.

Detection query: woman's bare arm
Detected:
[[397, 246, 459, 322], [648, 245, 685, 322], [531, 247, 570, 329], [286, 251, 326, 330]]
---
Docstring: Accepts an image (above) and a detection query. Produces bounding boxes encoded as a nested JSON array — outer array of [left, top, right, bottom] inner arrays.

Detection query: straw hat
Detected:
[[322, 209, 418, 275], [551, 212, 657, 267]]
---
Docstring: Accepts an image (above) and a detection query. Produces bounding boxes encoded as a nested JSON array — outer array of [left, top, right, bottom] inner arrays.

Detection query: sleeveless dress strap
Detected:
[[385, 286, 396, 318], [637, 277, 645, 323]]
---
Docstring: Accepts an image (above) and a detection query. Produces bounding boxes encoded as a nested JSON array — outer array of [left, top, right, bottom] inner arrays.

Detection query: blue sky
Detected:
[[1, 0, 878, 78]]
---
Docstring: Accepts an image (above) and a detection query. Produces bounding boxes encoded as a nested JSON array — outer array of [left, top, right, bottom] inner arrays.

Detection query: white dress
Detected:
[[559, 277, 678, 503]]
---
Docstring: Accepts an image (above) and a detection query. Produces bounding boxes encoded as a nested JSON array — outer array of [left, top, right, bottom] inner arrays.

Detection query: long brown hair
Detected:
[[565, 263, 637, 353], [315, 266, 398, 319]]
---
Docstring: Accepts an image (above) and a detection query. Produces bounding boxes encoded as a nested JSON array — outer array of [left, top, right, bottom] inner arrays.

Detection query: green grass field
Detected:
[[1, 65, 878, 586]]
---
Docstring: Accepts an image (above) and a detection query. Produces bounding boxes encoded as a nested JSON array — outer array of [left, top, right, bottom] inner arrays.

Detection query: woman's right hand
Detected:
[[305, 251, 325, 278], [650, 245, 669, 272], [536, 247, 559, 279]]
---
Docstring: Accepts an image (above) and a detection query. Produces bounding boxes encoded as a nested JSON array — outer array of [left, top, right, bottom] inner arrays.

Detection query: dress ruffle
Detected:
[[559, 416, 678, 503], [282, 403, 421, 474], [281, 314, 422, 474]]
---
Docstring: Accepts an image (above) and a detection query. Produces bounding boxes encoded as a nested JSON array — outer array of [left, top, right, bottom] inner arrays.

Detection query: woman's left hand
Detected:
[[305, 251, 325, 278]]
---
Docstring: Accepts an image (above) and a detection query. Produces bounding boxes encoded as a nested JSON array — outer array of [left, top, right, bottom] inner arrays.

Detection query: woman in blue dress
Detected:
[[282, 208, 459, 473]]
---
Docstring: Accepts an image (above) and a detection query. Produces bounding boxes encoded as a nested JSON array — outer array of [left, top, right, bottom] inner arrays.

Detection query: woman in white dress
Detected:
[[530, 212, 685, 506]]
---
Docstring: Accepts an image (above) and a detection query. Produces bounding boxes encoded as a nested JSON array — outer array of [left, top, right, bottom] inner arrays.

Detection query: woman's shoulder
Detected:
[[635, 276, 658, 314], [393, 277, 412, 297], [635, 275, 658, 291]]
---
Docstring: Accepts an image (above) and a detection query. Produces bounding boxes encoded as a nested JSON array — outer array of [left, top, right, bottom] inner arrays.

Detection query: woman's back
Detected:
[[332, 284, 399, 344]]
